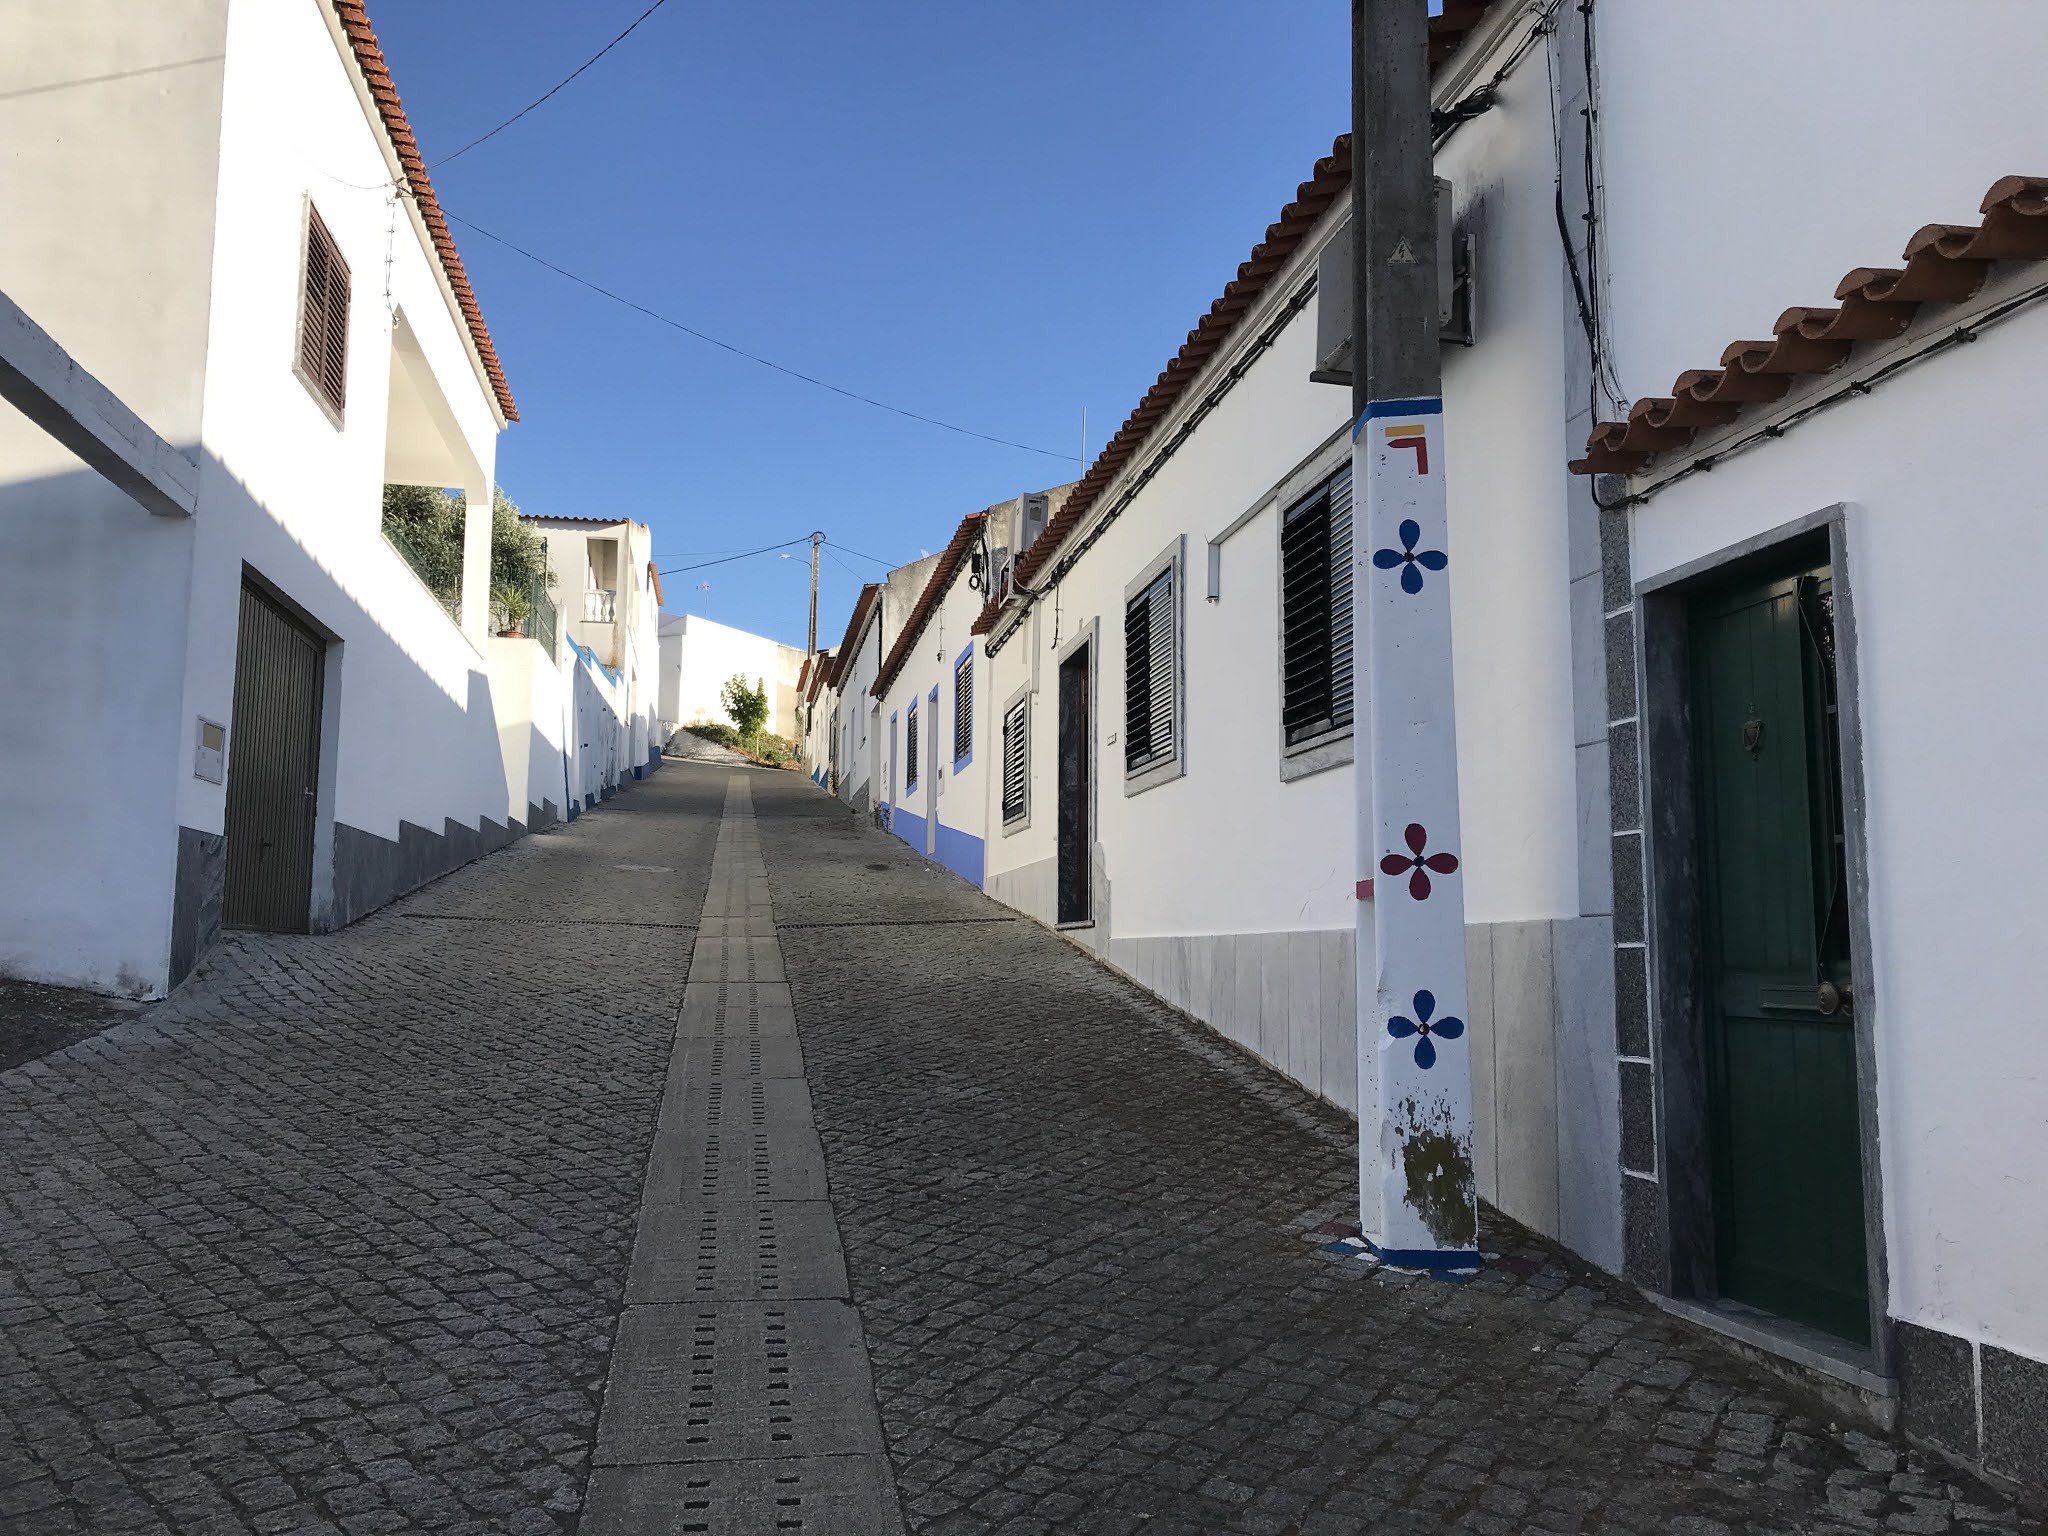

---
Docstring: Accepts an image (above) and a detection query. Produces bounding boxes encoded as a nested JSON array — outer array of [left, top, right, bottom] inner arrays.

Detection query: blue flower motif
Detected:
[[1372, 519, 1449, 594], [1386, 989, 1465, 1070]]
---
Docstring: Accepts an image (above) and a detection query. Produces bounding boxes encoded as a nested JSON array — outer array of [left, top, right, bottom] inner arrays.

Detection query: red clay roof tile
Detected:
[[969, 1, 1501, 638], [331, 1, 518, 422], [1572, 174, 2048, 476], [872, 512, 986, 698]]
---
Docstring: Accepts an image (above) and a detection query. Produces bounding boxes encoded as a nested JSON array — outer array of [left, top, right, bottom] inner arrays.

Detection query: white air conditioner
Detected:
[[1311, 178, 1473, 387]]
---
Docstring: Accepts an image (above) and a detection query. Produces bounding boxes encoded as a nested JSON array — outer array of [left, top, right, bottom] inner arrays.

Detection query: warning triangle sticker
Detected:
[[1389, 237, 1416, 265]]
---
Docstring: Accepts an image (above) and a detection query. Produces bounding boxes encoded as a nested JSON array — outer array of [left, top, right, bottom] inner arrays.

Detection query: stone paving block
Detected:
[[685, 937, 788, 986], [741, 769, 2040, 1536], [581, 1456, 905, 1535], [671, 1025, 807, 1085], [642, 1114, 832, 1205], [595, 1301, 886, 1465], [626, 1200, 851, 1304], [676, 981, 800, 1040]]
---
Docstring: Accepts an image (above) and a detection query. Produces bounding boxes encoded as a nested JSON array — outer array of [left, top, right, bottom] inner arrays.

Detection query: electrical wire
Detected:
[[659, 537, 812, 575], [447, 213, 1077, 462], [431, 0, 677, 170], [823, 540, 900, 568]]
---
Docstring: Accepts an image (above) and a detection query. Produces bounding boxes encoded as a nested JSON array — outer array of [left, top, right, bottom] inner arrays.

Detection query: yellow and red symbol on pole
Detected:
[[1383, 421, 1430, 476]]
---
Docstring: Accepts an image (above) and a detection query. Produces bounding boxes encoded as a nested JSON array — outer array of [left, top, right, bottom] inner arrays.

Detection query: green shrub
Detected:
[[721, 675, 769, 738]]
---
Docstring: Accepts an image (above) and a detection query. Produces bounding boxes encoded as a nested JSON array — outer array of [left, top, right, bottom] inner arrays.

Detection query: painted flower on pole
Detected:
[[1381, 822, 1458, 900], [1387, 989, 1465, 1070], [1372, 517, 1448, 594]]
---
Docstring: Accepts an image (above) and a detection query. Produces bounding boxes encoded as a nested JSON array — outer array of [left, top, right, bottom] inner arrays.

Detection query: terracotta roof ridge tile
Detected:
[[330, 1, 517, 422], [1571, 171, 2047, 478], [873, 511, 987, 698]]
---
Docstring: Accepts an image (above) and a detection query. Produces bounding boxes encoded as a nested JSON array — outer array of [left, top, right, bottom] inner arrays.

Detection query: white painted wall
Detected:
[[182, 0, 508, 903], [485, 634, 569, 825], [1595, 0, 2048, 409], [1626, 298, 2048, 1366], [975, 18, 1613, 1258], [877, 554, 989, 881], [659, 612, 807, 741], [0, 2, 227, 992]]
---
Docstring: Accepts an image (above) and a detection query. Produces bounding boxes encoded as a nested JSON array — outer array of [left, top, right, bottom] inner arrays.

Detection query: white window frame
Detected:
[[999, 680, 1032, 833], [1122, 534, 1186, 797]]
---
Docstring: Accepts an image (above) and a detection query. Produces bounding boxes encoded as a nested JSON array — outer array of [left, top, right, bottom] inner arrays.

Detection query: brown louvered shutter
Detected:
[[299, 207, 350, 417]]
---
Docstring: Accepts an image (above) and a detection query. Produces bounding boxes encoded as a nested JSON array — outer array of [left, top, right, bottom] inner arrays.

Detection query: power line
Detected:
[[823, 539, 900, 568], [660, 537, 811, 575], [446, 213, 1077, 463], [431, 0, 676, 170]]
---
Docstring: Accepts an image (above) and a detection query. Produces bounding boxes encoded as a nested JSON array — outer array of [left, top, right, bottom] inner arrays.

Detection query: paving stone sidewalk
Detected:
[[0, 770, 723, 1535], [747, 770, 2040, 1536]]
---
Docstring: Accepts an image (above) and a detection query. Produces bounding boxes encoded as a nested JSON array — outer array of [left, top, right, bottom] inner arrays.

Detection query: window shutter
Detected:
[[299, 207, 350, 417], [953, 657, 973, 763], [1124, 565, 1176, 773], [1280, 465, 1354, 746], [905, 704, 919, 790], [1001, 699, 1028, 823]]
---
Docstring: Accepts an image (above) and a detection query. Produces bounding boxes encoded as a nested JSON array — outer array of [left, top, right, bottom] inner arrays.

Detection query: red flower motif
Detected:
[[1380, 822, 1460, 900]]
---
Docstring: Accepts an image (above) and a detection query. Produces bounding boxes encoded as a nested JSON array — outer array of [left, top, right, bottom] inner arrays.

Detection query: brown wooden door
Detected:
[[224, 583, 324, 932]]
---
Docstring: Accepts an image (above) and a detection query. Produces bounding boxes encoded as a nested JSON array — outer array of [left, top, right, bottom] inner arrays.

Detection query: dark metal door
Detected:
[[224, 582, 324, 932], [1057, 646, 1090, 924], [1691, 566, 1866, 1342]]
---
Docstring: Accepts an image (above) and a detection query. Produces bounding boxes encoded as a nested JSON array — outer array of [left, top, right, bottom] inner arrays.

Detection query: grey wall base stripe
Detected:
[[329, 800, 560, 929], [1897, 1319, 2048, 1502], [169, 827, 226, 989], [586, 772, 905, 1536]]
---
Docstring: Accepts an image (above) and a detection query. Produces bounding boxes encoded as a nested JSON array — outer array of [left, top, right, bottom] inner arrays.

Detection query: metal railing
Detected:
[[384, 522, 461, 622], [527, 578, 558, 660], [583, 587, 616, 623]]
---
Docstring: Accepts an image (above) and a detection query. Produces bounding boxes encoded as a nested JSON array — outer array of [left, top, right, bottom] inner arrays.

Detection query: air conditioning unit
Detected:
[[1018, 491, 1050, 555], [1311, 178, 1472, 387]]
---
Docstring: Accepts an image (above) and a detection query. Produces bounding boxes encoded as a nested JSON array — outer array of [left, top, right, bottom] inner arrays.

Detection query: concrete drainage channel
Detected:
[[582, 774, 907, 1535]]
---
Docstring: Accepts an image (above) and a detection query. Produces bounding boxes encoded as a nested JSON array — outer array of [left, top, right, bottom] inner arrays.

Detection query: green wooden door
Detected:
[[1691, 566, 1867, 1343]]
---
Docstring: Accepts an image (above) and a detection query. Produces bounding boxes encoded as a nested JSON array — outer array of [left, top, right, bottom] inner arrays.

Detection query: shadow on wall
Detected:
[[0, 449, 584, 997]]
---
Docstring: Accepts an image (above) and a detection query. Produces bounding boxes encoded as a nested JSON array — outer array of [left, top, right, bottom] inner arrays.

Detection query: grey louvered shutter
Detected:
[[1124, 566, 1176, 773], [1001, 699, 1028, 823], [905, 703, 919, 789], [1280, 465, 1354, 746], [954, 656, 973, 763]]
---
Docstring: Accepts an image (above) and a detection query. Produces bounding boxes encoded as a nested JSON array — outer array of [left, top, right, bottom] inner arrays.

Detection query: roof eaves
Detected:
[[1571, 174, 2048, 477], [977, 2, 1500, 637], [873, 512, 985, 698], [329, 0, 518, 423]]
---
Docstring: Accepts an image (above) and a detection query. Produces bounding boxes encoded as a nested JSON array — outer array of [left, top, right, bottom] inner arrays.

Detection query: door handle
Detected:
[[1817, 980, 1853, 1017]]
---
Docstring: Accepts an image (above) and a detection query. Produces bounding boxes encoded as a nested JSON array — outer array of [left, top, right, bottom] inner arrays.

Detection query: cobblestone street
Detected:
[[2, 762, 2039, 1534]]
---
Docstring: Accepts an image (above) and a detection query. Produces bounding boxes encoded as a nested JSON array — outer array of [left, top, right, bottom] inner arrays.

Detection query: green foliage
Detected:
[[721, 675, 770, 739], [688, 722, 741, 748], [382, 483, 554, 623], [380, 483, 462, 601], [489, 485, 550, 622]]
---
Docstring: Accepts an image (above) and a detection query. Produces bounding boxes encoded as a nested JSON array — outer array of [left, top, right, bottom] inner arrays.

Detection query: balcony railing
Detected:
[[385, 522, 461, 622], [584, 587, 616, 623], [527, 579, 558, 660]]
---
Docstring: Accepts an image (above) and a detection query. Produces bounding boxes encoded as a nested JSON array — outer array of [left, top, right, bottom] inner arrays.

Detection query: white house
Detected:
[[901, 0, 2048, 1486], [1563, 0, 2048, 1488], [657, 611, 808, 743], [523, 513, 663, 795], [798, 647, 836, 784], [0, 0, 587, 998], [825, 555, 940, 814]]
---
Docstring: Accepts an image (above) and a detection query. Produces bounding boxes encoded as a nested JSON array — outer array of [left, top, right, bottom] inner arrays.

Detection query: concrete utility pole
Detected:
[[1352, 0, 1478, 1267], [808, 530, 823, 654]]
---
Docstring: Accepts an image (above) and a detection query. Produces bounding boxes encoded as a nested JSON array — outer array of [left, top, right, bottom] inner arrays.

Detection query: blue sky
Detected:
[[376, 2, 1351, 648]]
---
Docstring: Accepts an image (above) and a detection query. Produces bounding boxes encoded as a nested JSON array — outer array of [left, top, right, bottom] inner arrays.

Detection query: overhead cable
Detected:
[[448, 214, 1077, 463], [431, 0, 677, 170]]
